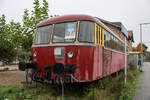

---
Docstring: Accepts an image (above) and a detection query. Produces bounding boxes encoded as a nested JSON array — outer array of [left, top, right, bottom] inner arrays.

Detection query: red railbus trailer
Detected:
[[19, 15, 128, 84]]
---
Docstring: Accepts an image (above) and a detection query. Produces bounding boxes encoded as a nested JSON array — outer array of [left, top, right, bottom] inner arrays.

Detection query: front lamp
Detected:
[[67, 51, 74, 58], [33, 52, 37, 58]]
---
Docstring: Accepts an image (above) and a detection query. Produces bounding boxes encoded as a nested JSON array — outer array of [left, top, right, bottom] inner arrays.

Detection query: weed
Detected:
[[0, 68, 9, 72], [0, 69, 141, 100], [119, 70, 141, 100]]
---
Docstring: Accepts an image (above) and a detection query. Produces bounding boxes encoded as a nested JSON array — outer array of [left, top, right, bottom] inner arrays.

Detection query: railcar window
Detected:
[[118, 42, 122, 52], [104, 30, 106, 41], [104, 30, 107, 46], [79, 21, 94, 42], [35, 25, 52, 44], [104, 29, 125, 53], [96, 25, 98, 43], [104, 30, 111, 48], [53, 23, 65, 42], [97, 26, 100, 44], [116, 39, 119, 51], [113, 36, 117, 50], [111, 36, 114, 49], [53, 22, 77, 43], [109, 34, 113, 49], [101, 28, 103, 45]]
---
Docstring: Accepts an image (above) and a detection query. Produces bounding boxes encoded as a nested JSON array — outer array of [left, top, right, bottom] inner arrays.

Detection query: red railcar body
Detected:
[[32, 46, 126, 83], [24, 14, 129, 83]]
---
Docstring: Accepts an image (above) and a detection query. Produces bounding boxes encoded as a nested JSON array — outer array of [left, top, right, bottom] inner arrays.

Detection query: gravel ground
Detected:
[[0, 70, 25, 86], [133, 62, 150, 100]]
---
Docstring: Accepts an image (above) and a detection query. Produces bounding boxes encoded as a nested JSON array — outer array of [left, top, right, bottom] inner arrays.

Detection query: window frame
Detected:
[[103, 28, 125, 53], [34, 24, 52, 45], [52, 21, 78, 43], [78, 20, 95, 43]]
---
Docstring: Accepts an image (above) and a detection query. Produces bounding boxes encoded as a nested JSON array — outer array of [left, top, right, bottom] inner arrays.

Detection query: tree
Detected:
[[41, 0, 49, 19], [0, 14, 6, 34], [0, 0, 52, 63], [22, 0, 49, 52], [0, 15, 18, 63], [22, 9, 34, 52], [9, 20, 23, 48]]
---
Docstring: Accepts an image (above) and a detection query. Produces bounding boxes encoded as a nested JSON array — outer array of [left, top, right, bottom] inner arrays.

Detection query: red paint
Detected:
[[32, 45, 127, 83], [32, 46, 95, 82]]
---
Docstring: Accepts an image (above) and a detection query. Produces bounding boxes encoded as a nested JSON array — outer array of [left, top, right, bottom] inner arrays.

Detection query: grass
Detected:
[[0, 68, 142, 100], [83, 68, 142, 100], [0, 68, 9, 72], [119, 69, 141, 100], [0, 85, 56, 100]]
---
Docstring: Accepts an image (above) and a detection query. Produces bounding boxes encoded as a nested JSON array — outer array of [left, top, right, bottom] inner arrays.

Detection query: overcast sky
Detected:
[[0, 0, 150, 50]]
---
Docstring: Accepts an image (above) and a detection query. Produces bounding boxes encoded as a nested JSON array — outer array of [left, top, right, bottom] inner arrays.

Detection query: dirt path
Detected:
[[0, 71, 25, 86], [133, 62, 150, 100]]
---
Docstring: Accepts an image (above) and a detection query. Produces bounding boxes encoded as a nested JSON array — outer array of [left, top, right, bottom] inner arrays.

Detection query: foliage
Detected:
[[0, 0, 51, 63], [22, 0, 49, 52], [119, 70, 141, 100], [0, 15, 18, 63], [22, 9, 33, 52], [0, 85, 63, 100], [0, 68, 9, 72], [132, 47, 136, 51], [0, 69, 142, 100], [81, 69, 141, 100]]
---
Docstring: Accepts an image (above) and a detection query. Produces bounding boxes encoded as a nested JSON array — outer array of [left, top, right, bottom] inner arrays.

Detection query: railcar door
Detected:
[[94, 24, 104, 79]]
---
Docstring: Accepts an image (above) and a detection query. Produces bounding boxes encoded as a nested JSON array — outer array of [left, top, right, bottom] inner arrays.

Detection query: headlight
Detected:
[[67, 51, 73, 58], [33, 52, 37, 58]]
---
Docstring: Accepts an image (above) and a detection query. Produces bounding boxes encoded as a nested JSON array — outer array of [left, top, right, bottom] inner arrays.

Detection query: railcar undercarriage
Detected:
[[18, 61, 76, 86]]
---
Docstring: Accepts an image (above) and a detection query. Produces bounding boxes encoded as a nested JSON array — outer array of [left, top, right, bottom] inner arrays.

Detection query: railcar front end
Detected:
[[19, 16, 102, 84]]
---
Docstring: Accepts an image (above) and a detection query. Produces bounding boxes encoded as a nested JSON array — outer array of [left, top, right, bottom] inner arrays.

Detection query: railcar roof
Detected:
[[37, 14, 105, 27]]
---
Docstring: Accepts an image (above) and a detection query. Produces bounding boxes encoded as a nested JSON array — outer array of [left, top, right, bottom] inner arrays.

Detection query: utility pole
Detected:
[[124, 38, 127, 84], [139, 23, 150, 71], [140, 24, 143, 71]]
